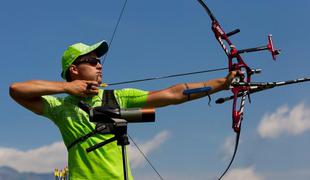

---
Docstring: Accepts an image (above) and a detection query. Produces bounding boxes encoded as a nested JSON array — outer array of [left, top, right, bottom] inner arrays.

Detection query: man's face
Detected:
[[72, 52, 103, 84]]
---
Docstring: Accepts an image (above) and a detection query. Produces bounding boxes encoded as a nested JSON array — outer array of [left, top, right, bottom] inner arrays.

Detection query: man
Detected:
[[10, 40, 237, 179]]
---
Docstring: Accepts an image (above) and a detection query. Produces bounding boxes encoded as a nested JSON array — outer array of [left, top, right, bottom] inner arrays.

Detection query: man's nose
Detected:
[[96, 62, 102, 69]]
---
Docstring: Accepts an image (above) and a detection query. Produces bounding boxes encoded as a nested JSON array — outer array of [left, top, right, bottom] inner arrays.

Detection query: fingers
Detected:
[[66, 80, 100, 97], [86, 81, 99, 88], [86, 83, 93, 90], [85, 81, 99, 96], [86, 81, 99, 91], [228, 70, 238, 78], [225, 71, 238, 90]]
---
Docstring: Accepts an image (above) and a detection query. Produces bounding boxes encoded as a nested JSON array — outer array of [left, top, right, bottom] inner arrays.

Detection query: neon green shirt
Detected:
[[42, 88, 148, 180]]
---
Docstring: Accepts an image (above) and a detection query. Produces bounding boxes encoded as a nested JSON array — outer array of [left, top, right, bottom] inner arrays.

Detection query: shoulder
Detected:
[[42, 95, 63, 106], [42, 95, 78, 114], [112, 88, 149, 108], [114, 88, 149, 97]]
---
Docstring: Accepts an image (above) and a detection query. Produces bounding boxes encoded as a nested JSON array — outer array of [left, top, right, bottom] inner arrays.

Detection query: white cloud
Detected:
[[151, 167, 264, 180], [0, 130, 170, 173], [128, 130, 170, 168], [0, 141, 67, 173], [224, 167, 264, 180], [257, 103, 310, 138], [263, 168, 310, 180], [220, 135, 242, 161]]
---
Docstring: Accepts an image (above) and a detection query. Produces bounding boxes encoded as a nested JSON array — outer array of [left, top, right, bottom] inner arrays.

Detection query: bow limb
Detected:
[[218, 130, 241, 180]]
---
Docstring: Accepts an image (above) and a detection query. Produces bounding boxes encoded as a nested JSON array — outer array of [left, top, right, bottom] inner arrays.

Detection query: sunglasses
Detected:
[[74, 58, 101, 66]]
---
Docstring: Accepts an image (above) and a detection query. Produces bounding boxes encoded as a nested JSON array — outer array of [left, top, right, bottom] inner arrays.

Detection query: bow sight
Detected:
[[79, 102, 155, 124], [233, 34, 280, 61]]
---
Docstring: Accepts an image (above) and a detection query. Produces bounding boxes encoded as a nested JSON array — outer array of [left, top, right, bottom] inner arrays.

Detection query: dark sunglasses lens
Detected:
[[74, 58, 101, 65], [89, 58, 101, 65]]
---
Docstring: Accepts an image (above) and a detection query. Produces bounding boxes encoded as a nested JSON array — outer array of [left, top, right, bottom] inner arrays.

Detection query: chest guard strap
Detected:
[[67, 90, 119, 150]]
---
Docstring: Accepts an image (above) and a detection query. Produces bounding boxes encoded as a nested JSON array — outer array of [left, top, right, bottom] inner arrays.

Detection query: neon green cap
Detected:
[[61, 40, 108, 79]]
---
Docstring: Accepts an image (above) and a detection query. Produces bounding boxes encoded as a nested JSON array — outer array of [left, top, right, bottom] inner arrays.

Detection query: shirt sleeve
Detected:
[[41, 95, 64, 123], [114, 88, 149, 108]]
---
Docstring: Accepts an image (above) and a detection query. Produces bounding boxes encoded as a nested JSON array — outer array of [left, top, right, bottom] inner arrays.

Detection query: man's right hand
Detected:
[[64, 80, 99, 97]]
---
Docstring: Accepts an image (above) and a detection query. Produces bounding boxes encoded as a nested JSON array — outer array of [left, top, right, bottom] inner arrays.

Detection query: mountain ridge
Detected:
[[0, 166, 53, 180]]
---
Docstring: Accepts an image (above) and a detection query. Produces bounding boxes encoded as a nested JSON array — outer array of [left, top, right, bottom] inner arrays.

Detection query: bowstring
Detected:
[[128, 134, 164, 180], [102, 0, 129, 65]]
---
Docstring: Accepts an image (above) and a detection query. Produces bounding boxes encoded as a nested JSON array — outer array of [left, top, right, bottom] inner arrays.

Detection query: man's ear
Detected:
[[69, 65, 79, 76]]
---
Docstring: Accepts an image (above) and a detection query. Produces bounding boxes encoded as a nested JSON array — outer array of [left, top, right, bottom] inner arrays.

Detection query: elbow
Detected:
[[9, 83, 21, 100]]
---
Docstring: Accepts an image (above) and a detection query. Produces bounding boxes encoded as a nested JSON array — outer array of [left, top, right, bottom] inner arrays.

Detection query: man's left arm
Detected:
[[144, 73, 234, 108]]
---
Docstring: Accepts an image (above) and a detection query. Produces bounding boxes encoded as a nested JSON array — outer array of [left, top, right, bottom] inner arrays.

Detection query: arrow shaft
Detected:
[[107, 67, 228, 86]]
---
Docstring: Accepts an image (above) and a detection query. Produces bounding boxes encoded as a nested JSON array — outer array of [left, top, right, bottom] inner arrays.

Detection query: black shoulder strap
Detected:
[[67, 90, 119, 150]]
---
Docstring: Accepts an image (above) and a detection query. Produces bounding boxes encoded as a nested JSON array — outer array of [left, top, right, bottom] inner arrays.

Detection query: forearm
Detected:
[[9, 79, 99, 115], [145, 77, 228, 107], [171, 77, 227, 104], [10, 80, 68, 99]]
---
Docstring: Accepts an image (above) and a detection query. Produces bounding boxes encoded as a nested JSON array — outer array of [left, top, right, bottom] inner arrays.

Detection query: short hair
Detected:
[[65, 69, 72, 82]]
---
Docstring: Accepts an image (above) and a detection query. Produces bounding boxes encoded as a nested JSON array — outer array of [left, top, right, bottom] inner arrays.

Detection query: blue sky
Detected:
[[1, 0, 310, 179]]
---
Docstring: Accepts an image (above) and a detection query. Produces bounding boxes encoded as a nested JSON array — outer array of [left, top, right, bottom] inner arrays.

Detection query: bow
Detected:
[[103, 1, 284, 179], [196, 0, 280, 179]]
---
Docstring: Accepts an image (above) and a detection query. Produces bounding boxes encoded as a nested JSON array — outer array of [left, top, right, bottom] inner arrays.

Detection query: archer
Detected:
[[9, 40, 237, 180]]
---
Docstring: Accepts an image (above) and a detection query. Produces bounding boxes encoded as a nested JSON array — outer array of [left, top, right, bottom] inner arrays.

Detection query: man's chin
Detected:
[[96, 77, 102, 85]]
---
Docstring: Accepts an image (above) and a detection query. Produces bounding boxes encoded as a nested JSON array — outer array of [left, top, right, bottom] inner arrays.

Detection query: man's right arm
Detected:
[[9, 80, 99, 115]]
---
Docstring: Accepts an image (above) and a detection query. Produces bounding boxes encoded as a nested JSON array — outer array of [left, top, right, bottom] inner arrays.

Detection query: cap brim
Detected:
[[85, 41, 109, 57]]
